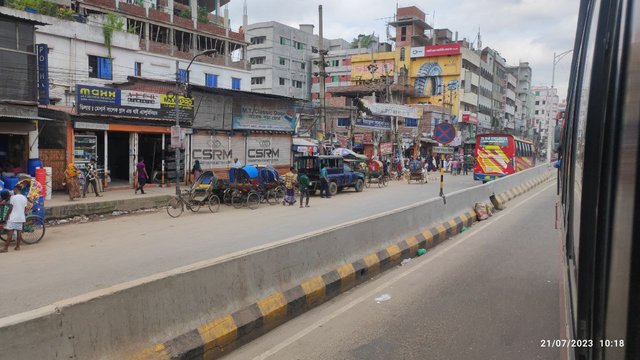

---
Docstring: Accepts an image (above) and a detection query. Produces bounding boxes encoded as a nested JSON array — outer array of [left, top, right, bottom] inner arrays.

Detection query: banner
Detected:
[[379, 142, 393, 155], [353, 134, 364, 144], [76, 85, 194, 122], [462, 112, 479, 125], [362, 101, 419, 118], [410, 43, 462, 58], [232, 100, 296, 132], [37, 44, 49, 105], [355, 118, 391, 130]]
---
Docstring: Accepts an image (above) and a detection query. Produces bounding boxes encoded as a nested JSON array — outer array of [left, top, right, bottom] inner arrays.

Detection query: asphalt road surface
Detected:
[[0, 174, 478, 317], [224, 182, 561, 360]]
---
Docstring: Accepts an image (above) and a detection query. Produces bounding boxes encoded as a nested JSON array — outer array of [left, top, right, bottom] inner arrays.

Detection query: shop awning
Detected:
[[293, 138, 318, 147], [420, 138, 439, 144], [0, 114, 54, 122], [0, 121, 36, 135]]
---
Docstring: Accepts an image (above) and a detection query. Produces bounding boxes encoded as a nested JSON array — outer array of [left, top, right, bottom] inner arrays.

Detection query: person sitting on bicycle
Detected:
[[383, 161, 389, 178]]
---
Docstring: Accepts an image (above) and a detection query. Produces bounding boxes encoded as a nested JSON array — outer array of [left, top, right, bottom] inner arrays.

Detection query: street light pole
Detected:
[[174, 49, 217, 195], [551, 49, 573, 89]]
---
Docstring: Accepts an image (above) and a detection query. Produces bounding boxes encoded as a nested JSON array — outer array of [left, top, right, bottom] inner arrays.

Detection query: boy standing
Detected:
[[1, 184, 28, 252], [298, 171, 310, 208]]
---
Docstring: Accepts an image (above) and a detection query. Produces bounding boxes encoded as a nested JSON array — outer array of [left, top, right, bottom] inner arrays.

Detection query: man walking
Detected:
[[83, 158, 102, 198], [282, 167, 297, 206], [320, 164, 331, 198], [1, 184, 28, 252], [135, 157, 149, 195], [298, 171, 310, 208]]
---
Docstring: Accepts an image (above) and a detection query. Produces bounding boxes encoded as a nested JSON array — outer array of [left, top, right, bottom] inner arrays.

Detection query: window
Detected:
[[250, 57, 265, 65], [535, 100, 540, 105], [134, 62, 142, 76], [300, 62, 306, 70], [293, 80, 303, 88], [542, 110, 545, 114], [405, 118, 418, 127], [329, 60, 339, 67], [250, 36, 266, 45], [205, 73, 218, 87], [280, 37, 291, 46], [279, 77, 287, 86], [88, 55, 112, 80], [279, 57, 288, 66], [0, 19, 17, 49], [231, 77, 241, 90], [337, 118, 350, 127], [542, 100, 546, 105], [293, 41, 305, 50], [535, 110, 539, 115], [401, 26, 407, 41], [251, 77, 265, 85], [332, 76, 339, 83], [400, 47, 406, 61], [178, 69, 189, 83]]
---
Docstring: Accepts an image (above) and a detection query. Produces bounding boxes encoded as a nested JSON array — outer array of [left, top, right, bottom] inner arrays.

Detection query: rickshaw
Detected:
[[364, 160, 389, 188], [224, 165, 281, 210], [407, 159, 426, 184], [166, 171, 221, 217], [0, 178, 46, 245]]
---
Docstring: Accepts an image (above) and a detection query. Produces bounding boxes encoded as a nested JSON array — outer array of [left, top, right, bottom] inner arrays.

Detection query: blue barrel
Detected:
[[27, 159, 43, 176], [31, 196, 45, 218], [1, 176, 19, 190]]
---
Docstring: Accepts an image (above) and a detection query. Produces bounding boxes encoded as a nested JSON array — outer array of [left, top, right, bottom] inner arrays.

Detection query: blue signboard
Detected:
[[355, 117, 391, 130], [37, 44, 49, 105]]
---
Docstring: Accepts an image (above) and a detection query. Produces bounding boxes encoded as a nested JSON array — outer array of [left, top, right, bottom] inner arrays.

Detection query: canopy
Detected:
[[229, 165, 259, 182], [332, 148, 367, 160]]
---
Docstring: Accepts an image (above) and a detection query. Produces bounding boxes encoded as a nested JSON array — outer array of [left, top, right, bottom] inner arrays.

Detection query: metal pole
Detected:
[[175, 60, 181, 195], [551, 51, 556, 89], [318, 5, 326, 140]]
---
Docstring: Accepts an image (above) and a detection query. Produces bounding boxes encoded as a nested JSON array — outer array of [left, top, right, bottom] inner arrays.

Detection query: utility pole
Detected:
[[318, 5, 326, 143], [174, 60, 181, 195]]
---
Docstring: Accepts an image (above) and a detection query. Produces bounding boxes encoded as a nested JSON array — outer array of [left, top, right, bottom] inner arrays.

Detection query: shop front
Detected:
[[0, 118, 37, 179]]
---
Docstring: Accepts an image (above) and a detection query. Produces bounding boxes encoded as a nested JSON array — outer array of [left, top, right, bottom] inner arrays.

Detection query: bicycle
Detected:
[[166, 190, 220, 218]]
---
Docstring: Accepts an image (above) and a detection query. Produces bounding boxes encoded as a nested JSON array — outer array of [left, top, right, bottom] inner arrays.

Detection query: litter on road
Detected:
[[375, 294, 392, 303]]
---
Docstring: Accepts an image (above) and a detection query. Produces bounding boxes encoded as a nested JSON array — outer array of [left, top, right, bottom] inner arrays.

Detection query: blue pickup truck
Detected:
[[295, 155, 365, 196]]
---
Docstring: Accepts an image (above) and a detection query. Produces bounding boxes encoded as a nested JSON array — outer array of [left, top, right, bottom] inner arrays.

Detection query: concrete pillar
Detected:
[[168, 0, 174, 22], [190, 0, 197, 28], [144, 22, 150, 51], [28, 126, 39, 159], [170, 28, 175, 56], [143, 0, 150, 17], [215, 0, 220, 25], [104, 131, 108, 189]]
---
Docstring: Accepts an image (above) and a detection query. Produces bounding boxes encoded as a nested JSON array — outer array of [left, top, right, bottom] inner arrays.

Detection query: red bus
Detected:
[[473, 133, 536, 182]]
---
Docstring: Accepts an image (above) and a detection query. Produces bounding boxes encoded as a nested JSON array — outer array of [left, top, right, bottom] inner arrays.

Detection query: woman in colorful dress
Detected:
[[64, 163, 81, 201]]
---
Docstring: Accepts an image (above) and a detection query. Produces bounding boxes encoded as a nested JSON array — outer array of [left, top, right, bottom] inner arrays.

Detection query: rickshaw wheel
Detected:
[[266, 191, 278, 205], [381, 175, 389, 187], [208, 195, 220, 213], [364, 176, 371, 188], [166, 197, 184, 218], [232, 191, 244, 209], [222, 189, 232, 205], [20, 215, 46, 245], [247, 192, 260, 210], [274, 187, 285, 203]]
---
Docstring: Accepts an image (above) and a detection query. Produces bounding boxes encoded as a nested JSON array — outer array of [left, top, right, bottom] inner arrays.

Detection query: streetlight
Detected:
[[548, 49, 571, 163], [174, 49, 217, 195]]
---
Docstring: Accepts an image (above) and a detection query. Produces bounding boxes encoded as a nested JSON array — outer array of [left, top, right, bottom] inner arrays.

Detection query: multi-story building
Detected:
[[0, 11, 41, 174], [480, 47, 508, 132], [507, 62, 534, 137], [504, 73, 517, 133], [531, 85, 559, 159], [245, 21, 350, 100]]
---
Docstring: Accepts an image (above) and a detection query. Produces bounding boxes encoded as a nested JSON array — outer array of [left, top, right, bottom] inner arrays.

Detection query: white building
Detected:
[[246, 21, 350, 100], [532, 85, 559, 160]]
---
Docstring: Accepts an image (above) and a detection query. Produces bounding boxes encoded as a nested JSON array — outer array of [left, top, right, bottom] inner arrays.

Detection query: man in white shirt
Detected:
[[233, 158, 242, 168], [1, 184, 28, 252]]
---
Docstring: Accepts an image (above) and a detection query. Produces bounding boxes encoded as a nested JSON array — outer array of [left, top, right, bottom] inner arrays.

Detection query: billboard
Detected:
[[190, 134, 292, 169], [76, 85, 194, 122], [232, 99, 296, 132], [352, 60, 395, 80], [37, 44, 49, 105], [355, 117, 391, 130], [410, 43, 462, 58]]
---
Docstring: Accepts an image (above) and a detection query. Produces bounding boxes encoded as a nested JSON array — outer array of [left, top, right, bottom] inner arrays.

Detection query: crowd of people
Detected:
[[387, 153, 476, 177]]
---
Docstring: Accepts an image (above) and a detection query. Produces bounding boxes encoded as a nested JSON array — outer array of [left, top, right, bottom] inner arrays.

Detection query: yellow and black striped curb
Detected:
[[492, 172, 554, 209], [127, 172, 554, 360]]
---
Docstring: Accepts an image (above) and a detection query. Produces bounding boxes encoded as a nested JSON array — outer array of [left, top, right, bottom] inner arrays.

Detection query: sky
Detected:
[[227, 0, 579, 101]]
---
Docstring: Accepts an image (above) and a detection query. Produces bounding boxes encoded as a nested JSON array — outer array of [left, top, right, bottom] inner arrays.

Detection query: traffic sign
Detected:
[[433, 123, 456, 144], [432, 146, 454, 154]]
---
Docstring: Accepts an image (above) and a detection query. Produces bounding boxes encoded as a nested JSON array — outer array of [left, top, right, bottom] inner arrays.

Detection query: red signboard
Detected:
[[462, 112, 479, 125], [379, 142, 393, 155], [424, 43, 462, 57], [354, 134, 364, 144], [363, 133, 374, 143], [337, 134, 348, 147]]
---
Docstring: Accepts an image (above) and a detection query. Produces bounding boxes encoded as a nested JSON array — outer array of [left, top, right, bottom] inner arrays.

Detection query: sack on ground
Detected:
[[475, 202, 491, 221]]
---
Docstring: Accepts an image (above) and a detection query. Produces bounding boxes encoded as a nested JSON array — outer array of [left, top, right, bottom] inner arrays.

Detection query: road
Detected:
[[224, 182, 562, 360], [0, 174, 478, 318]]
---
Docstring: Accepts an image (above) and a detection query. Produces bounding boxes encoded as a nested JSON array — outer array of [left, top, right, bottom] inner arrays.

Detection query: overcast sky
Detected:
[[228, 0, 579, 100]]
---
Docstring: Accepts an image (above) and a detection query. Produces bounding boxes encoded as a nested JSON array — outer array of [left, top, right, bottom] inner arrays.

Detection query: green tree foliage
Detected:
[[197, 6, 210, 24], [103, 13, 124, 59]]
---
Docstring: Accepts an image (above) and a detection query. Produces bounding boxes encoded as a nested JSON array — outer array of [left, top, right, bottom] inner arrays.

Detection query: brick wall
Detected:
[[40, 149, 66, 191], [149, 8, 170, 22], [119, 2, 146, 17]]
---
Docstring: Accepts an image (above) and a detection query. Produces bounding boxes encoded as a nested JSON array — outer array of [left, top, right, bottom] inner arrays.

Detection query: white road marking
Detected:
[[251, 181, 556, 360]]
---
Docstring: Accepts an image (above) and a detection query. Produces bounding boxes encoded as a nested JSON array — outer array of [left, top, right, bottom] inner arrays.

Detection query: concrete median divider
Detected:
[[45, 194, 173, 219], [0, 165, 554, 360]]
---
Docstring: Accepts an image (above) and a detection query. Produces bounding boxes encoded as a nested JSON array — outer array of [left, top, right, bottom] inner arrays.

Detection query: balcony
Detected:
[[173, 15, 193, 29], [149, 7, 170, 22], [197, 21, 226, 36], [83, 0, 116, 9], [119, 1, 146, 16]]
